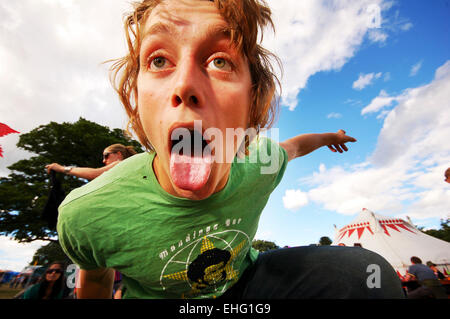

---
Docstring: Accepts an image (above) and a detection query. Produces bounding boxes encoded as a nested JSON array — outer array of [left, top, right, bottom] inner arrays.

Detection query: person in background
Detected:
[[426, 261, 447, 280], [404, 256, 447, 299], [46, 144, 137, 180], [22, 261, 69, 299]]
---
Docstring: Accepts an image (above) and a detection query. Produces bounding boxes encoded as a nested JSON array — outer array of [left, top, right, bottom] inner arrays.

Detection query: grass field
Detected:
[[0, 286, 24, 299]]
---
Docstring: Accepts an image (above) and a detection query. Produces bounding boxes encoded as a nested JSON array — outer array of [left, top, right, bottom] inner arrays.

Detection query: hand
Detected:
[[45, 163, 65, 174], [327, 129, 357, 153]]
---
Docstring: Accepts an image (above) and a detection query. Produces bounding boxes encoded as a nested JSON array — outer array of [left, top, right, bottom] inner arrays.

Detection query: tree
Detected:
[[318, 236, 332, 246], [29, 241, 72, 266], [0, 118, 143, 243], [420, 219, 450, 243], [252, 239, 279, 252]]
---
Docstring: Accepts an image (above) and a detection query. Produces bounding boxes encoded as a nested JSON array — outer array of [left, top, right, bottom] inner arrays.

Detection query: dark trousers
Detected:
[[221, 246, 405, 299], [407, 280, 447, 299]]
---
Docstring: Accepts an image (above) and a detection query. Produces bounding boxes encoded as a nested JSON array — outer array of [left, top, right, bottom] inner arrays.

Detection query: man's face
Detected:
[[137, 0, 252, 200]]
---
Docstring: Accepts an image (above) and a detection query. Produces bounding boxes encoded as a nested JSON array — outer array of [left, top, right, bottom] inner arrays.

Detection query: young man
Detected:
[[57, 0, 404, 299]]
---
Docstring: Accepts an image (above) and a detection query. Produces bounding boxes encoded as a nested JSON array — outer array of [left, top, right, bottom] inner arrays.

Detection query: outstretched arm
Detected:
[[279, 129, 357, 162], [45, 161, 120, 181]]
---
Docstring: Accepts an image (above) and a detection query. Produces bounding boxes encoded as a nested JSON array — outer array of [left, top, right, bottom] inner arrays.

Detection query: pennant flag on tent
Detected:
[[333, 209, 450, 275]]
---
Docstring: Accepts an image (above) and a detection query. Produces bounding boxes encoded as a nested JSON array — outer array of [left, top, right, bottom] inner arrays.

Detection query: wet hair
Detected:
[[109, 0, 281, 151], [105, 144, 137, 159], [410, 256, 422, 264]]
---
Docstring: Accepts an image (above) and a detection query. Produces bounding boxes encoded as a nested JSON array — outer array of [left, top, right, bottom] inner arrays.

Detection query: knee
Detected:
[[321, 246, 404, 298]]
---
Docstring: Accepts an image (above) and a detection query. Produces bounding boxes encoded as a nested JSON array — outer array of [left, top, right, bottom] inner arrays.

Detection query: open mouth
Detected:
[[168, 124, 213, 191], [170, 128, 210, 157], [169, 124, 212, 158]]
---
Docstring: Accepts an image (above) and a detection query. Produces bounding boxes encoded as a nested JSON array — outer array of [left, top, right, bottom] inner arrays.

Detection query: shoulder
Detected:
[[408, 264, 419, 271], [231, 136, 288, 190], [23, 283, 40, 299], [57, 152, 153, 234], [250, 136, 287, 176], [60, 152, 152, 208]]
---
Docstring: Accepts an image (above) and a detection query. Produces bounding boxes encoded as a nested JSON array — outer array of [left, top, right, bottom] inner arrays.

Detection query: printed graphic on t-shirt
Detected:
[[159, 219, 251, 298]]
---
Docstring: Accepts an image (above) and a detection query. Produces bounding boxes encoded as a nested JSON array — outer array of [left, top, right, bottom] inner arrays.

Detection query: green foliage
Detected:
[[0, 118, 143, 243], [318, 236, 332, 246], [421, 219, 450, 243], [29, 241, 72, 266], [252, 239, 279, 252]]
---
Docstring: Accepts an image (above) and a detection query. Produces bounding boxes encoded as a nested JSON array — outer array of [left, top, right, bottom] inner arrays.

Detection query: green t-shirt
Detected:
[[57, 137, 287, 299]]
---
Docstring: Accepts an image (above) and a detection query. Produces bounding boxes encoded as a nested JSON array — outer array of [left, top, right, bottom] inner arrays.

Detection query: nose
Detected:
[[171, 57, 203, 108]]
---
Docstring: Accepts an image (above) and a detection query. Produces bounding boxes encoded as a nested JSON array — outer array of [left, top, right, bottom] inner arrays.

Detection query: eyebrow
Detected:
[[142, 22, 232, 42]]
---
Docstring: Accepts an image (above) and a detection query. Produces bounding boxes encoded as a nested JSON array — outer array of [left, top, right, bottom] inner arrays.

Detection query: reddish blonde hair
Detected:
[[109, 0, 281, 151]]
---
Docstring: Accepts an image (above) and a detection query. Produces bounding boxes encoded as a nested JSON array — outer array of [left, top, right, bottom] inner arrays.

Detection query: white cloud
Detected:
[[264, 0, 387, 110], [327, 112, 342, 119], [401, 22, 413, 31], [361, 89, 400, 115], [368, 29, 388, 43], [0, 236, 47, 272], [0, 0, 131, 176], [353, 72, 383, 90], [282, 189, 309, 211], [300, 61, 450, 220], [410, 60, 423, 76]]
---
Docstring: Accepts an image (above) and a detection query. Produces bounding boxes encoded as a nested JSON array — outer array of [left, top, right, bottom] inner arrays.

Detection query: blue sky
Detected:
[[0, 0, 449, 271], [254, 0, 450, 247]]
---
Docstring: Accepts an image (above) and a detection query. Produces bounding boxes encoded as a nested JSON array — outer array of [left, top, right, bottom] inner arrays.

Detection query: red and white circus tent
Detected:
[[332, 208, 450, 277]]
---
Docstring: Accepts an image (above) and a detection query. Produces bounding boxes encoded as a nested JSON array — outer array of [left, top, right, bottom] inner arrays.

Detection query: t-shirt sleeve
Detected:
[[57, 202, 102, 271], [250, 136, 288, 189]]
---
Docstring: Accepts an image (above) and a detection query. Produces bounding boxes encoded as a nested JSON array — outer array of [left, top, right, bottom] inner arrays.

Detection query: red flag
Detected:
[[387, 223, 401, 232], [0, 123, 20, 158], [397, 222, 416, 234], [357, 227, 365, 239], [347, 228, 356, 237], [0, 123, 19, 137]]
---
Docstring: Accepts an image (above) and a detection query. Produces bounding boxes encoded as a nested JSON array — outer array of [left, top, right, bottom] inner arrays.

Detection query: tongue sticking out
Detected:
[[169, 140, 212, 191]]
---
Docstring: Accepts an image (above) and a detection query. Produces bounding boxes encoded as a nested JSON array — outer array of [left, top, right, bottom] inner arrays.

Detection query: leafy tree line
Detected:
[[420, 219, 450, 243], [0, 118, 143, 244]]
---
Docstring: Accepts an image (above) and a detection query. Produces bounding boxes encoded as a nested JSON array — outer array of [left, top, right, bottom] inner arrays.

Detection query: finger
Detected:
[[338, 129, 346, 135], [341, 144, 348, 152], [327, 145, 337, 152], [334, 144, 343, 153]]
